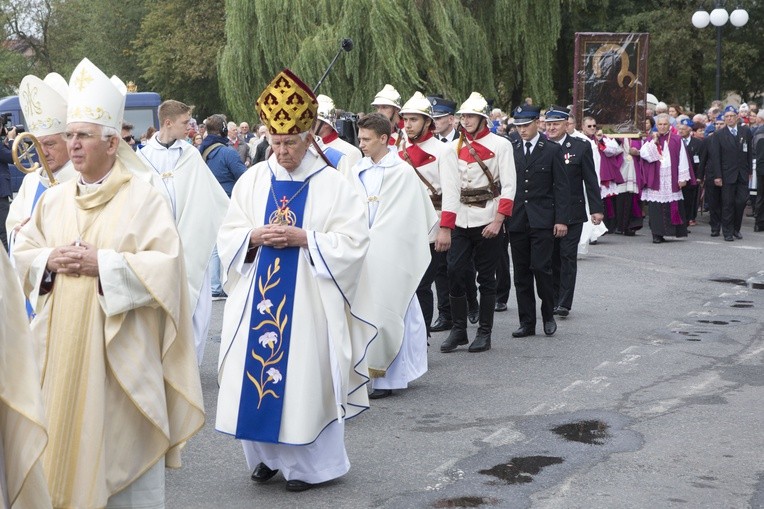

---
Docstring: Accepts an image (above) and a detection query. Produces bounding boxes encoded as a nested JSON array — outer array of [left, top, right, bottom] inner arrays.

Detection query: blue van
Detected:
[[0, 92, 161, 192]]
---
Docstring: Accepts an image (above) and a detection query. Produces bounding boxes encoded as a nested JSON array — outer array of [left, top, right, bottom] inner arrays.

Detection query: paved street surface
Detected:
[[167, 212, 763, 509]]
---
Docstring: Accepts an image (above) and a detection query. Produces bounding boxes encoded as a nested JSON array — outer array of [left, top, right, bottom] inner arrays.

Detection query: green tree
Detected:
[[219, 0, 565, 121], [135, 0, 226, 119]]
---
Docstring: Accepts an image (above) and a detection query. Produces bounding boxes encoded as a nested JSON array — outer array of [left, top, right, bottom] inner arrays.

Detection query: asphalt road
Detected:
[[167, 212, 764, 509]]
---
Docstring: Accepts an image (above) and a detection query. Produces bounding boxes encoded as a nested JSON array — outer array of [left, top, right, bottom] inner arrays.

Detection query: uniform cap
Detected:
[[316, 94, 336, 125], [512, 104, 541, 126], [456, 92, 490, 119], [370, 84, 401, 109], [400, 91, 433, 119]]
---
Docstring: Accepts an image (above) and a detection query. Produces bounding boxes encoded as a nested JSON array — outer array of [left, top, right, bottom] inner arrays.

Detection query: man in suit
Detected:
[[0, 126, 18, 251], [677, 118, 701, 227], [698, 115, 725, 236], [507, 105, 570, 337], [430, 96, 460, 142], [753, 118, 764, 232], [710, 105, 753, 241], [544, 105, 603, 318]]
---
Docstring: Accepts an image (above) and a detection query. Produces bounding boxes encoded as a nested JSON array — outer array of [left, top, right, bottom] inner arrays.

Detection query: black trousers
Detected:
[[416, 244, 439, 332], [509, 227, 555, 327], [496, 224, 511, 304], [434, 249, 477, 320], [0, 196, 10, 252], [721, 175, 748, 236], [552, 222, 584, 310], [704, 180, 722, 233], [682, 184, 699, 222], [755, 174, 764, 229], [447, 226, 502, 299]]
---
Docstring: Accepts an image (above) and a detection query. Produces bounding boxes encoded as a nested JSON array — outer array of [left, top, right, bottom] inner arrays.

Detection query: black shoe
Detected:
[[724, 235, 734, 242], [369, 389, 392, 399], [624, 230, 636, 237], [494, 302, 508, 312], [441, 296, 469, 352], [553, 306, 570, 317], [733, 231, 743, 240], [430, 316, 452, 332], [710, 231, 720, 237], [468, 333, 491, 352], [468, 302, 479, 324], [285, 479, 314, 492], [512, 325, 536, 338], [251, 463, 279, 483], [543, 319, 557, 336], [652, 234, 665, 244]]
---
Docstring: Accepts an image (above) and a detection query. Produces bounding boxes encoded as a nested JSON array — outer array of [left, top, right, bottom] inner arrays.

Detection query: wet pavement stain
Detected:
[[551, 420, 610, 445], [710, 277, 747, 286], [479, 456, 564, 485], [432, 496, 499, 508]]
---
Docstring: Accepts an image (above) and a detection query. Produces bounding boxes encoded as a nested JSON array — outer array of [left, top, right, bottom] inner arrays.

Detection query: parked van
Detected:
[[0, 92, 161, 191]]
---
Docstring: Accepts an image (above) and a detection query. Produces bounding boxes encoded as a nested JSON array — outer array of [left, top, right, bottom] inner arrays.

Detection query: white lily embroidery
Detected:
[[258, 331, 278, 348], [257, 298, 273, 314], [266, 367, 282, 384]]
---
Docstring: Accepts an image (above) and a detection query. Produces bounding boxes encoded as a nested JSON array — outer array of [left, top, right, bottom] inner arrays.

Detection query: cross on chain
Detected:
[[280, 195, 290, 209]]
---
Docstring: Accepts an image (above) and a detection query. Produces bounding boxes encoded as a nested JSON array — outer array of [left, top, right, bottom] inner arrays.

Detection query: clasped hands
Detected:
[[251, 224, 308, 250], [46, 241, 99, 277]]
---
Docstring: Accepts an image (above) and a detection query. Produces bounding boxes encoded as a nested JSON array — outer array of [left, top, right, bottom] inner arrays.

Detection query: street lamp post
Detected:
[[692, 3, 749, 101]]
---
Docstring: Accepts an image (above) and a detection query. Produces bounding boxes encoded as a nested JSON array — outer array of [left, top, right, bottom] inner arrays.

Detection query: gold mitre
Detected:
[[19, 72, 68, 136], [67, 58, 126, 131], [256, 69, 318, 135]]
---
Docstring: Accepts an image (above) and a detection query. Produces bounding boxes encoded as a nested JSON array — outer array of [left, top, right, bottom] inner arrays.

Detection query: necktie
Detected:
[[525, 141, 532, 157], [731, 128, 737, 136]]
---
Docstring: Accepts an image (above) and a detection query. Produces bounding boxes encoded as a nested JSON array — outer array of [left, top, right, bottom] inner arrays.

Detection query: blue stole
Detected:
[[323, 146, 343, 169], [22, 182, 48, 318], [235, 175, 310, 443]]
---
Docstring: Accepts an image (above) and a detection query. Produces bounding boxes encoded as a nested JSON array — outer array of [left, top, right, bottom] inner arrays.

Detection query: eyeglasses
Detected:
[[62, 131, 99, 141], [586, 124, 597, 128], [123, 135, 135, 142]]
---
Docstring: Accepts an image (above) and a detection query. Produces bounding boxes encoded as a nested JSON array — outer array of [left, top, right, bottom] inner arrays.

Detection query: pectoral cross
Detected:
[[280, 195, 290, 210]]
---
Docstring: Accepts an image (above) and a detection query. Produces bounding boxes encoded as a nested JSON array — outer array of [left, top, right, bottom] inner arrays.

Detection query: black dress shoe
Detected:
[[251, 462, 279, 483], [494, 302, 508, 312], [369, 389, 392, 399], [733, 231, 743, 240], [624, 230, 636, 237], [430, 316, 452, 332], [710, 231, 720, 237], [652, 234, 665, 244], [724, 235, 734, 242], [543, 319, 557, 336], [553, 306, 570, 317], [512, 325, 535, 338], [285, 479, 314, 492]]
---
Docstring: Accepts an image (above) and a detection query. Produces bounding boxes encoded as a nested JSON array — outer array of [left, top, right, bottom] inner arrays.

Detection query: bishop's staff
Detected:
[[12, 132, 58, 186]]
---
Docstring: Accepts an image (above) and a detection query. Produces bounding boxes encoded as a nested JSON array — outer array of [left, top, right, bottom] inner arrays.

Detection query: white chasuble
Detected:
[[0, 249, 51, 509], [216, 150, 374, 446], [12, 162, 204, 509], [351, 150, 438, 378]]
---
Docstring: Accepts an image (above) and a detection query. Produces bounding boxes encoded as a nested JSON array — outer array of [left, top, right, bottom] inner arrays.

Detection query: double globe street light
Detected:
[[692, 3, 749, 100]]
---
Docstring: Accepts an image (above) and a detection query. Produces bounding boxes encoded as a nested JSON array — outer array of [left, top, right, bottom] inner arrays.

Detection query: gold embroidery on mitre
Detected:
[[20, 82, 43, 116], [74, 67, 94, 92], [256, 69, 317, 135]]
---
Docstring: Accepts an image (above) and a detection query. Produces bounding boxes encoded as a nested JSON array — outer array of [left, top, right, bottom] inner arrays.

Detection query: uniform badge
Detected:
[[565, 142, 571, 148]]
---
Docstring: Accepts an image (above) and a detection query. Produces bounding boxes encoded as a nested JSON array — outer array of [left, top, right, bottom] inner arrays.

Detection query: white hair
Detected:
[[100, 125, 118, 141], [267, 131, 311, 143], [655, 113, 670, 122]]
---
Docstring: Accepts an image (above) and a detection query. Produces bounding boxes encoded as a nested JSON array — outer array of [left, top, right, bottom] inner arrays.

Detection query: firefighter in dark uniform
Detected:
[[506, 105, 570, 337]]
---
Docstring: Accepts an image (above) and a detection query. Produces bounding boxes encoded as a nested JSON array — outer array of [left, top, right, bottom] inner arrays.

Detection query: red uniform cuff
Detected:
[[440, 211, 457, 229], [498, 198, 514, 217]]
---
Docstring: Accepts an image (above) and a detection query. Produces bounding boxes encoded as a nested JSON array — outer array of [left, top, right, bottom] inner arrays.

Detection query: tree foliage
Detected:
[[134, 0, 226, 119]]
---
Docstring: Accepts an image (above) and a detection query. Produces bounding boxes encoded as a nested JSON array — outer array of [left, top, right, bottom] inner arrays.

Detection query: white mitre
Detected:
[[66, 57, 125, 131], [19, 72, 68, 136]]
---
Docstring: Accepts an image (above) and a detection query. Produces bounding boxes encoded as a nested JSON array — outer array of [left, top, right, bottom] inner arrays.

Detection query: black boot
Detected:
[[468, 298, 479, 324], [441, 296, 469, 352], [468, 295, 495, 352]]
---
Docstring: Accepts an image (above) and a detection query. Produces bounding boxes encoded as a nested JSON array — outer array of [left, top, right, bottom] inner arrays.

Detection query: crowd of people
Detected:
[[0, 58, 762, 508]]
